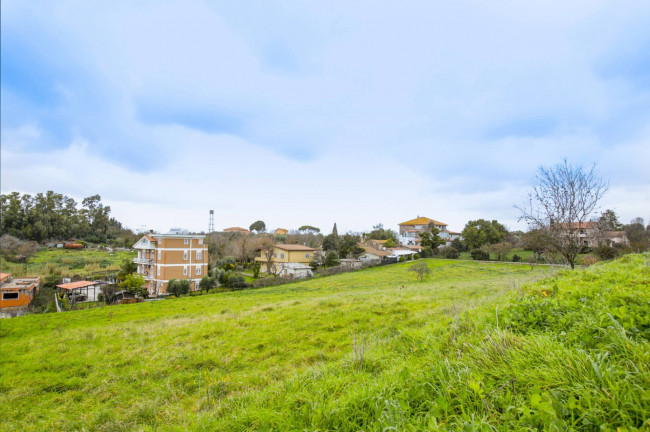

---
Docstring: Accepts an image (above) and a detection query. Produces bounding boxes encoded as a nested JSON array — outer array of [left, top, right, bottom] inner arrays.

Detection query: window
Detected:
[[184, 238, 189, 244], [306, 253, 310, 258], [273, 253, 277, 258], [184, 251, 188, 260], [196, 251, 202, 260], [196, 266, 201, 275], [183, 266, 188, 275], [157, 249, 161, 260], [2, 292, 19, 300], [280, 253, 285, 259], [157, 266, 160, 276], [199, 238, 203, 245]]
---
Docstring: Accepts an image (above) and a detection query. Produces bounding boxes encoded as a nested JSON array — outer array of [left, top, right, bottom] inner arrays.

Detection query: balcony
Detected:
[[133, 257, 153, 265]]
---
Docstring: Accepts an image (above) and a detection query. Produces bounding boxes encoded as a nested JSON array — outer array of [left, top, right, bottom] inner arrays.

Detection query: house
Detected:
[[274, 228, 289, 235], [255, 244, 315, 277], [562, 222, 630, 247], [399, 216, 462, 246], [132, 231, 209, 296], [0, 273, 41, 318], [223, 227, 251, 234], [359, 246, 393, 264]]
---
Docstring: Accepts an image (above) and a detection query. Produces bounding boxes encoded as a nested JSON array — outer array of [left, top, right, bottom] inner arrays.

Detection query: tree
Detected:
[[517, 160, 609, 269], [598, 209, 623, 231], [521, 229, 549, 261], [420, 231, 444, 250], [260, 241, 276, 274], [408, 261, 431, 281], [249, 220, 266, 233], [367, 223, 398, 242], [298, 225, 320, 233], [338, 234, 364, 258], [461, 219, 507, 250], [100, 284, 119, 304], [167, 279, 190, 297], [488, 242, 513, 261], [117, 259, 137, 283], [624, 218, 650, 252], [118, 273, 147, 298], [322, 234, 339, 252], [199, 276, 216, 293], [324, 251, 340, 267]]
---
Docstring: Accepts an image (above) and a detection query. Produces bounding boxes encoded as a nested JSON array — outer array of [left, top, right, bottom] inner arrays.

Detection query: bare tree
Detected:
[[517, 160, 608, 269], [260, 240, 276, 275]]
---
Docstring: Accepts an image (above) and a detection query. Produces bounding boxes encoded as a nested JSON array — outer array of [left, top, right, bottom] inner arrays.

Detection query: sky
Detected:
[[2, 0, 649, 235]]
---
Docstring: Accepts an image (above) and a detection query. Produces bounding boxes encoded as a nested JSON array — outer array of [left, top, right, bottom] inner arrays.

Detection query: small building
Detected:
[[274, 228, 289, 235], [275, 262, 313, 278], [0, 273, 41, 318], [340, 259, 363, 270], [56, 280, 103, 303], [359, 246, 392, 264], [255, 244, 315, 277]]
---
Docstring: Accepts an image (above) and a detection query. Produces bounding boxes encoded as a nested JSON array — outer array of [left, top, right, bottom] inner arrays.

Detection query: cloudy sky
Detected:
[[2, 1, 649, 234]]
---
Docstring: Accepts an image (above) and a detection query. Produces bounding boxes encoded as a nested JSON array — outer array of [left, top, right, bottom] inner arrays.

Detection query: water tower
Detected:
[[208, 210, 215, 233]]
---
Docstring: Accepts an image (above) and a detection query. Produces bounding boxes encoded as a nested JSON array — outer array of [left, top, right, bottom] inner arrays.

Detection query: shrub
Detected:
[[594, 245, 617, 260], [408, 261, 431, 281], [309, 260, 320, 271], [512, 254, 521, 262], [324, 251, 340, 267], [252, 262, 261, 278], [470, 249, 489, 261], [581, 255, 599, 267], [413, 254, 420, 259], [399, 256, 406, 262], [420, 247, 434, 258], [441, 246, 459, 259]]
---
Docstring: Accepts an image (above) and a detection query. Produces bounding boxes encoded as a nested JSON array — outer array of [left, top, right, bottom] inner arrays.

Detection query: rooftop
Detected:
[[1, 276, 40, 290], [274, 244, 316, 251], [56, 281, 101, 290], [399, 216, 447, 226]]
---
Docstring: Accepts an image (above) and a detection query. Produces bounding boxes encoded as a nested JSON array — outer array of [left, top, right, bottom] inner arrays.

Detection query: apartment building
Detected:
[[133, 232, 209, 295]]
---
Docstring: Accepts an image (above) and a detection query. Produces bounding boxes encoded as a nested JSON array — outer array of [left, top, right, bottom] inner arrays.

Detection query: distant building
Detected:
[[133, 232, 209, 296], [274, 228, 289, 235], [398, 216, 461, 246], [0, 273, 41, 318], [562, 222, 630, 247], [255, 244, 315, 277]]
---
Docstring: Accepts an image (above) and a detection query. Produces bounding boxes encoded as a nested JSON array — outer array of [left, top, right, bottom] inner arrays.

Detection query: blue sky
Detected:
[[2, 0, 649, 234]]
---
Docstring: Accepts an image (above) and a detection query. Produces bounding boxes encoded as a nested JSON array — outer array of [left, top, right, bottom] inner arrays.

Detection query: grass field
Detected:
[[1, 256, 648, 431], [0, 248, 136, 279]]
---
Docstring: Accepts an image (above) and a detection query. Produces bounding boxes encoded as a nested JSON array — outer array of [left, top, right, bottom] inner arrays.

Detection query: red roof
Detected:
[[56, 281, 100, 290]]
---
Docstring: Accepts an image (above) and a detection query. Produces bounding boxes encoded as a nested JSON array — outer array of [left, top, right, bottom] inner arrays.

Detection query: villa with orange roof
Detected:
[[398, 216, 461, 247]]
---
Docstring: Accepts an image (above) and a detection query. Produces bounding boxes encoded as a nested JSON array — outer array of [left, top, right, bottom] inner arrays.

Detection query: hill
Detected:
[[1, 256, 648, 431]]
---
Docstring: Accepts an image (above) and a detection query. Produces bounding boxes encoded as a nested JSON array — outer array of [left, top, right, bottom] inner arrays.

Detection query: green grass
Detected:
[[0, 248, 136, 279], [1, 256, 649, 431]]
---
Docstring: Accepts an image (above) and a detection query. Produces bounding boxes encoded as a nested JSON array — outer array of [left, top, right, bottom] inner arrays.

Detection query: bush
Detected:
[[309, 260, 320, 271], [413, 254, 420, 259], [512, 254, 521, 262], [594, 245, 617, 260], [324, 251, 340, 267], [441, 246, 459, 259], [470, 249, 489, 261], [252, 262, 261, 278], [399, 255, 406, 262], [420, 247, 434, 258]]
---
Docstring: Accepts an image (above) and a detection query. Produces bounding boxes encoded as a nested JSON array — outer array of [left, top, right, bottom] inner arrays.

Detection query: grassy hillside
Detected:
[[0, 248, 135, 279], [1, 257, 648, 431]]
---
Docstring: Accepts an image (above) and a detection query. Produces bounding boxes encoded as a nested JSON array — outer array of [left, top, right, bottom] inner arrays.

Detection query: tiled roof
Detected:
[[144, 234, 157, 242], [274, 244, 316, 251], [360, 246, 391, 257], [399, 216, 447, 226]]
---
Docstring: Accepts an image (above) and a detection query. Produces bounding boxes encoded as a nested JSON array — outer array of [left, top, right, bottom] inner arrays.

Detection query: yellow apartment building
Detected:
[[133, 232, 209, 295]]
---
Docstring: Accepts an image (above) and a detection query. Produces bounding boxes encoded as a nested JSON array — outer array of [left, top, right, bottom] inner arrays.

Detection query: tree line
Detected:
[[1, 191, 134, 244]]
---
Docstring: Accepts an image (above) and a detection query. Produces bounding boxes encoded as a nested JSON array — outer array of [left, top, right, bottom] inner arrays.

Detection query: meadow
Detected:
[[0, 248, 136, 279], [1, 256, 648, 431]]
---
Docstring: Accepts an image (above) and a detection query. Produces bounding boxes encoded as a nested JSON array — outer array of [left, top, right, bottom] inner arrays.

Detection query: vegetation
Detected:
[[118, 273, 147, 298], [517, 160, 609, 269], [462, 219, 508, 250], [0, 248, 136, 279], [0, 191, 136, 244], [249, 220, 266, 233], [407, 261, 430, 281], [366, 223, 398, 243], [2, 255, 649, 430], [3, 255, 648, 430], [167, 278, 191, 297]]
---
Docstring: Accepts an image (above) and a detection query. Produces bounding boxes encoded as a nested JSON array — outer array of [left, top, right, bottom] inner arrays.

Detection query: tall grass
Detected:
[[1, 256, 648, 431]]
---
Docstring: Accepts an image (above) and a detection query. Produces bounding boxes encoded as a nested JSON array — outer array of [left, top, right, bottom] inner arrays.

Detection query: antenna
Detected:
[[208, 210, 215, 234]]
